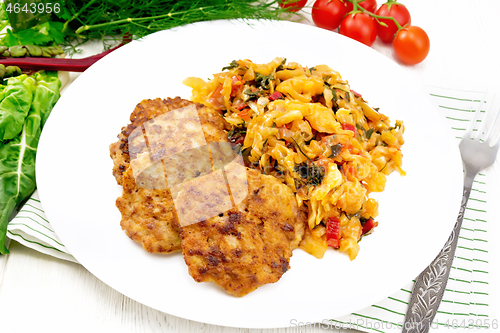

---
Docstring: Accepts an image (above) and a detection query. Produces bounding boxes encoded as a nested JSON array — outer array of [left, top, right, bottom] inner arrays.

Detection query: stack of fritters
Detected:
[[110, 97, 305, 296]]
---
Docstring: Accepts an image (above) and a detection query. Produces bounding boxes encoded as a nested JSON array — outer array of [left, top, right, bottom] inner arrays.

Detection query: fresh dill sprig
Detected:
[[60, 0, 297, 43]]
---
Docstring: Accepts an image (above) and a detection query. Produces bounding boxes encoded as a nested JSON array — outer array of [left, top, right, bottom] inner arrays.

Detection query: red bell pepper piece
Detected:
[[237, 108, 251, 121], [326, 217, 341, 249], [342, 123, 356, 133], [234, 102, 248, 111], [362, 218, 375, 234], [269, 91, 284, 101], [231, 75, 244, 97], [350, 89, 362, 98], [208, 85, 224, 109]]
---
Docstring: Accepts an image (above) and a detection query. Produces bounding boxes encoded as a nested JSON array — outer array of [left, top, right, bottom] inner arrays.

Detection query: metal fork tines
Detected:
[[461, 93, 500, 184], [402, 92, 500, 333]]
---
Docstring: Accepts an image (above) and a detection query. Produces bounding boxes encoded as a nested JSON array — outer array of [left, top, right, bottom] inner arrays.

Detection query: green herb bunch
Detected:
[[2, 0, 295, 49]]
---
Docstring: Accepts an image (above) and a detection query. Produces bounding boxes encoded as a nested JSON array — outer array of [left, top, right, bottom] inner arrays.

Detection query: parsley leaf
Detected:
[[1, 21, 66, 46]]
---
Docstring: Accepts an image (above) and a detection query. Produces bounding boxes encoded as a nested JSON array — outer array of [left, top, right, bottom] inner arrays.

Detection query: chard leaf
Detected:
[[365, 128, 375, 139], [0, 72, 61, 254], [255, 73, 273, 90], [0, 122, 36, 254], [222, 60, 238, 71], [0, 74, 35, 142]]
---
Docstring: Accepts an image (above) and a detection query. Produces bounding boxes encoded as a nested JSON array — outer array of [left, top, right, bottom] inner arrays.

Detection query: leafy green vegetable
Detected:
[[243, 88, 265, 101], [68, 0, 292, 38], [4, 0, 53, 32], [255, 73, 274, 90], [227, 124, 247, 142], [222, 60, 239, 71], [0, 3, 10, 33], [276, 58, 286, 71], [1, 21, 66, 47], [365, 128, 374, 139], [31, 71, 60, 126], [0, 71, 61, 254], [0, 74, 36, 142], [2, 0, 296, 51]]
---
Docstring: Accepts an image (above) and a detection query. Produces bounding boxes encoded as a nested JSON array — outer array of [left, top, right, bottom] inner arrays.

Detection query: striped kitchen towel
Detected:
[[6, 87, 493, 330], [7, 190, 77, 263]]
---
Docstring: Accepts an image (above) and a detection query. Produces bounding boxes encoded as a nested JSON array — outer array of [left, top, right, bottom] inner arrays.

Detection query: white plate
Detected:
[[36, 20, 463, 329]]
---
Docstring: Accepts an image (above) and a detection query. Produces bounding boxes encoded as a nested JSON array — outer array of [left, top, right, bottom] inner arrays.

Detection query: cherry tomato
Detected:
[[339, 12, 377, 47], [392, 25, 430, 65], [311, 0, 349, 31], [375, 2, 411, 43], [279, 0, 307, 12], [345, 0, 377, 13]]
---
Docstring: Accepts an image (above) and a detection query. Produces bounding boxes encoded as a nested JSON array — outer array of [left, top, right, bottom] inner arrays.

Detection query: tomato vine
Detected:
[[311, 0, 429, 65]]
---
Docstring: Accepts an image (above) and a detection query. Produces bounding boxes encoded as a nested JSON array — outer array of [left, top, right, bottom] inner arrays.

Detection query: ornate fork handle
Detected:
[[402, 176, 473, 333]]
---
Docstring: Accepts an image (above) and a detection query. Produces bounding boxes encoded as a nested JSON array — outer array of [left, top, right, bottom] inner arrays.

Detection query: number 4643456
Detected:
[[5, 2, 60, 14]]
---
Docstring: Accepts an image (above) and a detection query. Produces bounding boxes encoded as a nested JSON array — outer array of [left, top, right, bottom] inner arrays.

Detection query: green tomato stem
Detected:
[[344, 0, 403, 30], [384, 0, 400, 12]]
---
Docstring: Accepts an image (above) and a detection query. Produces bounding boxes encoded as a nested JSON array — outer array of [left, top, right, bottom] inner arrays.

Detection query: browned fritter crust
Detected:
[[109, 97, 229, 185], [181, 168, 305, 297], [111, 97, 230, 254], [116, 167, 182, 253]]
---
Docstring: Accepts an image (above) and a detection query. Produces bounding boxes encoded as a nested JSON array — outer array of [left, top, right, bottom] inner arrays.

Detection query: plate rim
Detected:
[[35, 18, 464, 329]]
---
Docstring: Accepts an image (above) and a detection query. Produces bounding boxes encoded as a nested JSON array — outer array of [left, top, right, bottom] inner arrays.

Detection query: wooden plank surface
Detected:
[[1, 1, 500, 332]]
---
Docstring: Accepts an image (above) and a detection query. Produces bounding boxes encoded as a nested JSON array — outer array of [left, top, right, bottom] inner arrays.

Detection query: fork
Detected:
[[402, 93, 500, 333]]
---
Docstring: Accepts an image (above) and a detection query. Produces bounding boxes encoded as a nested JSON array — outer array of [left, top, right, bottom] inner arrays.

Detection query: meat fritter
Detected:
[[181, 168, 305, 297], [111, 97, 306, 295], [109, 97, 229, 186], [116, 167, 182, 253], [111, 97, 230, 253]]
